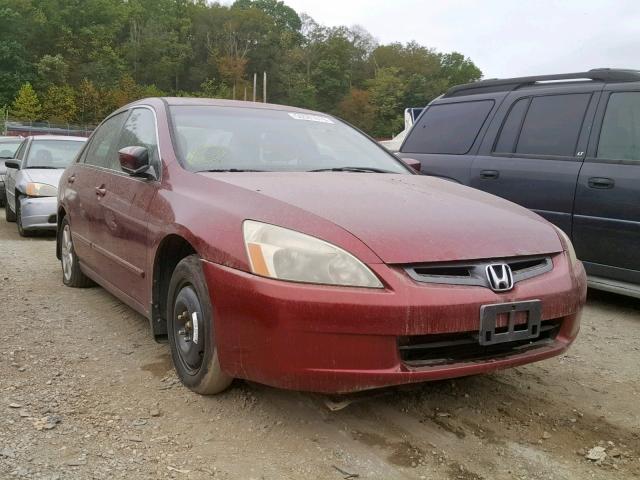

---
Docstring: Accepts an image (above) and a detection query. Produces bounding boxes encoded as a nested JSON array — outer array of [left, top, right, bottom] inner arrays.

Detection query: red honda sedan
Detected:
[[56, 98, 586, 394]]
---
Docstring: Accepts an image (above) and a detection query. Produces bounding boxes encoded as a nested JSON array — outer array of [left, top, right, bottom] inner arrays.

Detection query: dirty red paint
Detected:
[[58, 98, 586, 394]]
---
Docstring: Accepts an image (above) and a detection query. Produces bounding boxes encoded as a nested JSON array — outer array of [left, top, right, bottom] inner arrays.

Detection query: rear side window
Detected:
[[515, 94, 590, 157], [402, 100, 494, 154], [494, 98, 529, 153], [597, 92, 640, 162]]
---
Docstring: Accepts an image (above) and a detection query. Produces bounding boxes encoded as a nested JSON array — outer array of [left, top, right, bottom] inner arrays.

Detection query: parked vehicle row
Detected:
[[398, 68, 640, 298], [47, 97, 585, 395], [3, 135, 86, 236]]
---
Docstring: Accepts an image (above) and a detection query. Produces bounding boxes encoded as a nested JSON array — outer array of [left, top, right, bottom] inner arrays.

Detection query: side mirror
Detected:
[[118, 146, 154, 178], [401, 157, 421, 172], [5, 159, 20, 170]]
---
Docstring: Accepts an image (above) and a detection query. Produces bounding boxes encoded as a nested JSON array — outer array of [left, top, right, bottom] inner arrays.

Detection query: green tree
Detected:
[[42, 85, 77, 123], [337, 88, 375, 133], [11, 83, 42, 121], [36, 54, 69, 91], [368, 67, 406, 137]]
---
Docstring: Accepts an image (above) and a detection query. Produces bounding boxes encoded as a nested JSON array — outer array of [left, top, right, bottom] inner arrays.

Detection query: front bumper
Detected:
[[19, 196, 57, 231], [202, 253, 586, 394]]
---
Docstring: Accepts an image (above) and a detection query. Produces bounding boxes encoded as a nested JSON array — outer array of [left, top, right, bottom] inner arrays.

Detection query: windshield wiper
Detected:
[[309, 166, 394, 173], [195, 168, 265, 173], [25, 166, 61, 169]]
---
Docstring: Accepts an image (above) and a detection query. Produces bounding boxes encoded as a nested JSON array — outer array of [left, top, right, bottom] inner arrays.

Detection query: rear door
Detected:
[[399, 94, 501, 184], [90, 107, 160, 313], [470, 86, 600, 233], [573, 88, 640, 284]]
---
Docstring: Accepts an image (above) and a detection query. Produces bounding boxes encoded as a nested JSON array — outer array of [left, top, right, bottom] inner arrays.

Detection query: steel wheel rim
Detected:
[[172, 285, 205, 375], [61, 225, 73, 281]]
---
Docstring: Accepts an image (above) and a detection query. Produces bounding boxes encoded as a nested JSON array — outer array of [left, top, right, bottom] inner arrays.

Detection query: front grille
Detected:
[[399, 319, 562, 367], [404, 256, 552, 288]]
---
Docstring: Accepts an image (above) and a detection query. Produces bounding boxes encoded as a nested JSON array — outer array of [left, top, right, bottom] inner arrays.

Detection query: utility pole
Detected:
[[244, 86, 247, 101], [263, 71, 267, 103], [253, 73, 257, 102]]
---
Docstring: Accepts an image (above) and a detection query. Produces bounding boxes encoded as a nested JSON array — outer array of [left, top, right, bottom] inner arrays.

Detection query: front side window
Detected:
[[116, 108, 160, 172], [515, 94, 590, 157], [84, 112, 127, 169], [597, 92, 640, 162], [23, 140, 85, 168], [169, 106, 410, 174], [402, 100, 495, 155]]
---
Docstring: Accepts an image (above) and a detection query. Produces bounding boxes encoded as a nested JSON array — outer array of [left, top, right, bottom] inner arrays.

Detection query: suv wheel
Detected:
[[60, 217, 93, 287], [167, 254, 232, 395]]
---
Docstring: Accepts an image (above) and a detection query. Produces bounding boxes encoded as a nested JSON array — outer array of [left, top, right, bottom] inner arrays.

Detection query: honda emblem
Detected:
[[486, 264, 514, 292]]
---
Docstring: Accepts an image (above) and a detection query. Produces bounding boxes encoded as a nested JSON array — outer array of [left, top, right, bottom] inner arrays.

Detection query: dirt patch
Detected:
[[0, 211, 639, 479]]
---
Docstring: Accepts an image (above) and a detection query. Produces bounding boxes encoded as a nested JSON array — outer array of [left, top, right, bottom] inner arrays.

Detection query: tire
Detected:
[[167, 254, 232, 395], [59, 216, 93, 288], [0, 191, 5, 208], [16, 199, 33, 237], [5, 193, 16, 222]]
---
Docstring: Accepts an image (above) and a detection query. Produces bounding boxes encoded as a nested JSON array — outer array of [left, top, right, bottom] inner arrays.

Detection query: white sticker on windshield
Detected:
[[191, 312, 199, 345], [288, 113, 334, 124]]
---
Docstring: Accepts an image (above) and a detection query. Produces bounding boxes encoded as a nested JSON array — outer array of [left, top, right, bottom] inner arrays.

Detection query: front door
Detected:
[[573, 89, 640, 284], [70, 112, 129, 273], [90, 107, 160, 313]]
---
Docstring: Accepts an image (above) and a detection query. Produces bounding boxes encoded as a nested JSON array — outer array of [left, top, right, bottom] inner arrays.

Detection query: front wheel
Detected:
[[167, 255, 232, 395], [60, 217, 93, 287]]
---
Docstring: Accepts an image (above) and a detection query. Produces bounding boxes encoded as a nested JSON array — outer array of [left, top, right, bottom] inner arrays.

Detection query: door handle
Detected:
[[480, 170, 500, 179], [67, 175, 75, 184], [95, 186, 106, 197], [587, 177, 614, 189]]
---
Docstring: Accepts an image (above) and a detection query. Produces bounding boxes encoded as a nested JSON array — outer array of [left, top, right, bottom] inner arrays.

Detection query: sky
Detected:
[[280, 0, 640, 79]]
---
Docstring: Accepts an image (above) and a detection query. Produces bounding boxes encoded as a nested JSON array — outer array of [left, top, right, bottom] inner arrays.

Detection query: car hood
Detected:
[[202, 172, 563, 264], [21, 168, 65, 187]]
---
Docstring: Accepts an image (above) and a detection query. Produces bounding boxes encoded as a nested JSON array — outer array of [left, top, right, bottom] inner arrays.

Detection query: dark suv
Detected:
[[399, 68, 640, 298]]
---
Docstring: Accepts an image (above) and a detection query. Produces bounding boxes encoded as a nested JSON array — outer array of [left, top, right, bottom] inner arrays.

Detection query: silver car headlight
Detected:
[[26, 182, 57, 197], [243, 220, 383, 288], [552, 225, 578, 266]]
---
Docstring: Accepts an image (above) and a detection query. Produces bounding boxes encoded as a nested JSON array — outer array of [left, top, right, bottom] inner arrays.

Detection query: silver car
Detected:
[[4, 135, 86, 236], [0, 136, 25, 207]]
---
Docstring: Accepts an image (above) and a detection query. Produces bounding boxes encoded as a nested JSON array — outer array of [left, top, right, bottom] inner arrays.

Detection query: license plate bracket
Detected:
[[479, 300, 542, 346]]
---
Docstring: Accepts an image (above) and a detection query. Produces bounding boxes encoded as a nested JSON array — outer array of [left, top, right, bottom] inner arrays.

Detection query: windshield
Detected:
[[169, 106, 410, 174], [24, 140, 85, 169], [0, 139, 23, 159]]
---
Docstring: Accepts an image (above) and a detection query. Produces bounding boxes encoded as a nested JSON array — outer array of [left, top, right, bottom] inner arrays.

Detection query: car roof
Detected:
[[131, 97, 325, 116], [443, 68, 640, 98], [25, 135, 87, 142]]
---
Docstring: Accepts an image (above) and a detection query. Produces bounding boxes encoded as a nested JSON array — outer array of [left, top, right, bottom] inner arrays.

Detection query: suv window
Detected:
[[597, 92, 640, 162], [402, 100, 494, 154], [84, 112, 127, 169], [515, 94, 590, 157], [494, 98, 529, 153], [115, 108, 159, 172]]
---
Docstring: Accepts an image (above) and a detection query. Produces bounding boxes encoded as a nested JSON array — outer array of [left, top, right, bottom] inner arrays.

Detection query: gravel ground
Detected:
[[0, 208, 638, 480]]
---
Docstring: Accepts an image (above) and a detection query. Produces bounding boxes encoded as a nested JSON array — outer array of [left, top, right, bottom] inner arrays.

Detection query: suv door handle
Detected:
[[587, 177, 615, 189], [95, 186, 106, 197], [67, 175, 75, 184], [480, 170, 500, 179]]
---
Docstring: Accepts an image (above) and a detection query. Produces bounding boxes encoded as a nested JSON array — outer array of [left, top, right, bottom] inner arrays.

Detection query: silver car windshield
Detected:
[[0, 140, 23, 159], [24, 140, 85, 169], [169, 106, 410, 174]]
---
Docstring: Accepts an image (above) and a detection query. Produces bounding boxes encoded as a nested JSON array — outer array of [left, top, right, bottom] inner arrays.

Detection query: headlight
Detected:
[[243, 220, 383, 288], [552, 225, 578, 265], [25, 182, 57, 197]]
